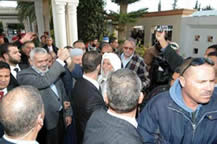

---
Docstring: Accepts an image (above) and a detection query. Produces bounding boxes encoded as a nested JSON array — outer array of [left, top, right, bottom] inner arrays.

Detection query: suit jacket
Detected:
[[72, 78, 106, 143], [43, 44, 58, 54], [17, 61, 70, 130], [0, 137, 14, 144], [9, 63, 29, 88], [83, 108, 144, 144]]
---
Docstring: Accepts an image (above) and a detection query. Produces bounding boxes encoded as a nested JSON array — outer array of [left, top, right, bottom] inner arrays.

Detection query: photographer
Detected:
[[144, 25, 183, 96], [155, 25, 183, 71]]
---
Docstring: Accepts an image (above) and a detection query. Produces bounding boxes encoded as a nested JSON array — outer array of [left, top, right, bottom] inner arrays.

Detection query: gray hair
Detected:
[[106, 69, 142, 113], [30, 47, 47, 60], [123, 39, 136, 48], [0, 85, 44, 137]]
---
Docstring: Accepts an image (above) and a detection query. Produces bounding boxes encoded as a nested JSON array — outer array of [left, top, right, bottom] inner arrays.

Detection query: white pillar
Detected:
[[52, 0, 67, 48], [2, 22, 8, 36], [34, 0, 45, 37], [66, 0, 79, 45]]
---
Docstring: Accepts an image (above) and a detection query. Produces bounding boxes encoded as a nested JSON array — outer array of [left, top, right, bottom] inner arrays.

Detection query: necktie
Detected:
[[0, 91, 4, 100], [14, 68, 19, 73]]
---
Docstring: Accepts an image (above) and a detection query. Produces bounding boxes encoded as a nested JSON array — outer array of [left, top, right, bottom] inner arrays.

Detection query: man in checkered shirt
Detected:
[[120, 39, 150, 93]]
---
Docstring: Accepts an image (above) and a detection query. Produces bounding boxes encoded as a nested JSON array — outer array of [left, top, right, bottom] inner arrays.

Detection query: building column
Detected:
[[66, 0, 79, 45], [34, 0, 45, 37], [52, 0, 67, 48], [1, 21, 8, 36], [43, 0, 50, 34]]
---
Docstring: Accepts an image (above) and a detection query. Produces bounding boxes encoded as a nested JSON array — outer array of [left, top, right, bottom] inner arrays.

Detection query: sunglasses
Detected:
[[181, 57, 214, 75], [123, 47, 134, 51]]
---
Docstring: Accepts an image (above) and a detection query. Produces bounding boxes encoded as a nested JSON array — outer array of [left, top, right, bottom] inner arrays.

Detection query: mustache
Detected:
[[201, 91, 213, 96]]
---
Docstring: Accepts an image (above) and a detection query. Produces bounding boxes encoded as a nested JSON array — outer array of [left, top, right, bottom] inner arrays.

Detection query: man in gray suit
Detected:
[[17, 48, 72, 144], [83, 69, 144, 144]]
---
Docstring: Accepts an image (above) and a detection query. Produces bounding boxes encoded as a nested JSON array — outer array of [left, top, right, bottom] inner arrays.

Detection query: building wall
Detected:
[[128, 15, 183, 47], [180, 16, 217, 57]]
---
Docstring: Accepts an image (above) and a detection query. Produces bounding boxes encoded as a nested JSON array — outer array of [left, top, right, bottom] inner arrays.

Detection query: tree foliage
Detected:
[[158, 0, 161, 11], [77, 0, 107, 42], [172, 0, 178, 10], [16, 2, 36, 23], [108, 0, 148, 40]]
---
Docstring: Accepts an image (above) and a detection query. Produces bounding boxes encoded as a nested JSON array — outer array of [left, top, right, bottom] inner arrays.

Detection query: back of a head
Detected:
[[106, 69, 142, 113], [0, 85, 44, 137], [82, 51, 102, 73]]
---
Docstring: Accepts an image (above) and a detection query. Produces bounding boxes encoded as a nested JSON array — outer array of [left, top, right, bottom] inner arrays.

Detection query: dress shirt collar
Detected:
[[3, 135, 39, 144], [107, 110, 138, 128], [10, 64, 20, 79], [120, 53, 134, 68], [83, 74, 99, 90], [0, 88, 7, 95]]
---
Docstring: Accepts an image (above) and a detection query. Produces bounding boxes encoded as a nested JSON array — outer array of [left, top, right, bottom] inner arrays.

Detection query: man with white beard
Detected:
[[17, 48, 72, 144]]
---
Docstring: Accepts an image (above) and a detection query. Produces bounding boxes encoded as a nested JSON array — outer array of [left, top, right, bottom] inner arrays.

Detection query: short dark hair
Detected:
[[109, 37, 117, 43], [82, 51, 102, 73], [0, 43, 16, 58], [0, 85, 44, 137], [0, 61, 10, 70], [107, 69, 142, 113], [73, 40, 84, 47], [208, 44, 217, 50]]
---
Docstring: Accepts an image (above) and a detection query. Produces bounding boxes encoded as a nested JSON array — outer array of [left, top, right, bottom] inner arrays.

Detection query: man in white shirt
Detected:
[[83, 69, 144, 144], [0, 85, 44, 144]]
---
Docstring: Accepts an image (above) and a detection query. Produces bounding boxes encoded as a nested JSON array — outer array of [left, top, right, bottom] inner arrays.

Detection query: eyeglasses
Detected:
[[123, 47, 134, 51], [181, 57, 214, 75]]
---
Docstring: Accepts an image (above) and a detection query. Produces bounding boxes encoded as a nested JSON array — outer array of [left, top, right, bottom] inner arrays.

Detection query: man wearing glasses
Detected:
[[137, 57, 217, 143], [120, 39, 150, 93]]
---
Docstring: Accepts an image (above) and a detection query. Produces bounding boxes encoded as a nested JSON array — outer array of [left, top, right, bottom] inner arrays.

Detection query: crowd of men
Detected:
[[0, 25, 217, 144]]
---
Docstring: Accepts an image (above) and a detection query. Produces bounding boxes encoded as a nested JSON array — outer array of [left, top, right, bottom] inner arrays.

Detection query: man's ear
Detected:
[[138, 92, 144, 104], [3, 53, 8, 61], [179, 76, 185, 88]]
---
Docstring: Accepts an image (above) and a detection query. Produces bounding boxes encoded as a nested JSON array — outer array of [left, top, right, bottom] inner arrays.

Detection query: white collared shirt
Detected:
[[107, 110, 138, 128], [3, 135, 39, 144], [120, 53, 134, 68], [83, 75, 100, 90], [48, 45, 53, 52], [10, 64, 21, 79], [0, 88, 8, 95]]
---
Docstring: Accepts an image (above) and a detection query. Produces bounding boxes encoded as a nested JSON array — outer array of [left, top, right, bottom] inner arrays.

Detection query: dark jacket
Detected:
[[137, 80, 217, 144], [83, 108, 143, 144], [72, 78, 106, 143], [43, 44, 58, 54], [0, 138, 14, 144], [162, 44, 183, 71]]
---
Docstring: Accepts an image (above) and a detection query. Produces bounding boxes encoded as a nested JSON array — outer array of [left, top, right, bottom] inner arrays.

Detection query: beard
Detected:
[[8, 55, 20, 65], [32, 65, 49, 76]]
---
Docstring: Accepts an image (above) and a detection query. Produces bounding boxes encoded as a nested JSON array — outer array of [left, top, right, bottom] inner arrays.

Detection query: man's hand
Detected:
[[20, 32, 35, 43], [155, 31, 168, 49], [65, 116, 72, 126], [57, 48, 70, 61]]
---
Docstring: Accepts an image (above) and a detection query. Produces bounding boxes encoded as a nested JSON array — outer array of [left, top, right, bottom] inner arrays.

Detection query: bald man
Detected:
[[0, 85, 44, 144]]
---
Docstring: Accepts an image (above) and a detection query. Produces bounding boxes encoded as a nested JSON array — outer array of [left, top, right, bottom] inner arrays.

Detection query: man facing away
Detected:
[[83, 69, 144, 144], [138, 57, 217, 144], [0, 85, 44, 144], [72, 51, 106, 144]]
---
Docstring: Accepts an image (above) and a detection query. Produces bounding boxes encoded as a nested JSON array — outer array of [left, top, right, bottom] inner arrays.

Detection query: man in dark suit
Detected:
[[0, 43, 28, 88], [43, 37, 58, 54], [17, 48, 72, 144], [72, 51, 106, 144], [0, 61, 15, 138], [0, 85, 44, 144], [83, 69, 144, 144]]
